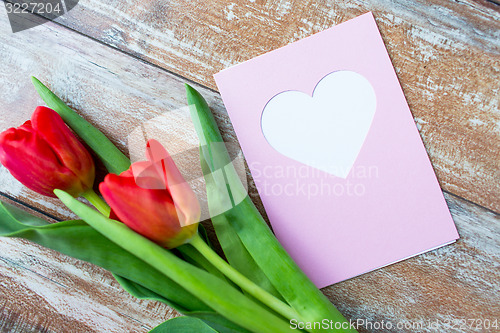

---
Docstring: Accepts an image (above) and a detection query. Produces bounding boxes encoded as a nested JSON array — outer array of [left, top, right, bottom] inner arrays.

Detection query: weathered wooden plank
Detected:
[[473, 0, 500, 10], [48, 0, 500, 213], [0, 8, 227, 220], [1, 193, 498, 332], [0, 4, 499, 333], [0, 202, 179, 333], [0, 238, 178, 333], [323, 191, 500, 333], [0, 10, 189, 332]]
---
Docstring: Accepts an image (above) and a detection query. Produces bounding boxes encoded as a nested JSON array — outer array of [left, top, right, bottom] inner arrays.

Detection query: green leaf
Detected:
[[175, 224, 230, 283], [187, 312, 253, 333], [187, 86, 281, 300], [0, 201, 50, 234], [0, 200, 208, 313], [150, 313, 256, 333], [112, 274, 181, 308], [55, 189, 298, 333], [149, 316, 217, 333], [185, 85, 357, 332], [222, 198, 355, 327], [0, 200, 253, 333], [30, 78, 231, 283], [176, 245, 228, 283], [29, 78, 264, 320], [199, 153, 282, 300], [31, 76, 131, 174]]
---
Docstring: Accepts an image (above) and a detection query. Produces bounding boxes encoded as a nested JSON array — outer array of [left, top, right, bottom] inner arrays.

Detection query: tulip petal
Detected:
[[145, 138, 169, 163], [31, 106, 95, 190], [0, 106, 95, 197], [100, 173, 196, 248], [32, 77, 131, 175], [0, 125, 81, 197], [131, 161, 167, 190], [146, 140, 201, 227]]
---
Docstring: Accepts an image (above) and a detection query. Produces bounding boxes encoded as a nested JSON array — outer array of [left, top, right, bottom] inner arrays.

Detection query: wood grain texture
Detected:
[[0, 195, 178, 333], [0, 1, 499, 332], [0, 237, 178, 333], [324, 191, 500, 333], [47, 0, 500, 213]]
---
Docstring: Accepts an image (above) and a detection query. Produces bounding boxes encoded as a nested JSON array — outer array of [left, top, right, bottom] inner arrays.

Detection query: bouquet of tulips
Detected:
[[0, 77, 357, 333]]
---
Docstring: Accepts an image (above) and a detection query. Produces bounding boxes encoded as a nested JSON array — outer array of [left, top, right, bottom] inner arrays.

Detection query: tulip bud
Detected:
[[0, 106, 95, 197], [99, 139, 200, 248]]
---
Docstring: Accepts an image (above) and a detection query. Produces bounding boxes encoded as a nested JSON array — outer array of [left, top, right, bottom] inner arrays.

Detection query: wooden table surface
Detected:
[[0, 0, 499, 332]]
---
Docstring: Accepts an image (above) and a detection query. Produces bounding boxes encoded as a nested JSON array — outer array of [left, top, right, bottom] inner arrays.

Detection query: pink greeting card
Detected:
[[214, 12, 459, 288]]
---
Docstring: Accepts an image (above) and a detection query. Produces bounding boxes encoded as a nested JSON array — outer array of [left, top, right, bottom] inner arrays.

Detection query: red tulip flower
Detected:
[[0, 106, 95, 197], [99, 139, 200, 248]]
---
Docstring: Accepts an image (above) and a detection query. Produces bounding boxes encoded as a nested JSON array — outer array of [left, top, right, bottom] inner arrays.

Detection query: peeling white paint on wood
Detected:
[[0, 238, 177, 332], [0, 0, 498, 332], [48, 0, 500, 212]]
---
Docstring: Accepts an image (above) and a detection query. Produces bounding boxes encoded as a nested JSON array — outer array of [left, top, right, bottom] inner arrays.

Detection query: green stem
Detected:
[[82, 189, 111, 216], [56, 190, 295, 333], [189, 233, 300, 322]]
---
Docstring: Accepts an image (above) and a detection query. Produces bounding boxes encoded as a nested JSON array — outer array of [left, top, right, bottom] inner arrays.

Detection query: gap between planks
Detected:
[[0, 5, 498, 216]]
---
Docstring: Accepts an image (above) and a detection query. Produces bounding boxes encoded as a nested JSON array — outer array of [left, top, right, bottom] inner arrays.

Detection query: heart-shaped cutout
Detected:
[[261, 71, 376, 178]]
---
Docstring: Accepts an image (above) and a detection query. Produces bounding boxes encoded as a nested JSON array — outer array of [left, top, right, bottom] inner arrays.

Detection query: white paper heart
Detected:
[[261, 71, 376, 178]]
